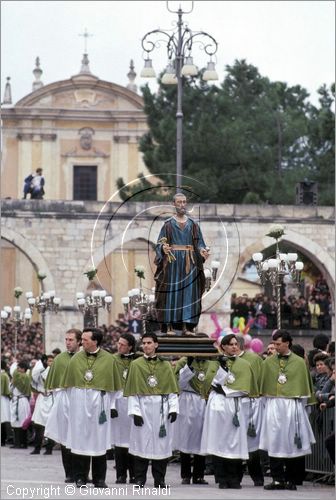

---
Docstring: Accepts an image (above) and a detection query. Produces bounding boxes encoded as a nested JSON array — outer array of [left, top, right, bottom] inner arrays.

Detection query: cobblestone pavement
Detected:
[[1, 446, 334, 500]]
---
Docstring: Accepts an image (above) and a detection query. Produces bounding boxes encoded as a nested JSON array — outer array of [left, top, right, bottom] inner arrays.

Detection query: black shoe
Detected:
[[154, 483, 168, 488], [10, 445, 21, 449], [64, 477, 74, 483], [43, 449, 52, 455], [129, 477, 136, 484], [192, 478, 208, 484], [229, 483, 242, 489], [30, 449, 40, 455], [181, 478, 191, 485], [285, 481, 297, 490], [94, 481, 108, 488], [264, 481, 285, 490], [134, 482, 144, 488], [116, 476, 127, 484], [76, 479, 87, 488], [219, 482, 229, 489]]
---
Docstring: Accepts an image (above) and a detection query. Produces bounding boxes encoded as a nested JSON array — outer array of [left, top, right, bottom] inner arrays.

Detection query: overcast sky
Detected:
[[1, 0, 335, 106]]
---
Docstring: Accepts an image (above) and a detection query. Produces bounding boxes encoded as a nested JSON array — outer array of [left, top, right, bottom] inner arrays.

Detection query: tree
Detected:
[[116, 60, 334, 205]]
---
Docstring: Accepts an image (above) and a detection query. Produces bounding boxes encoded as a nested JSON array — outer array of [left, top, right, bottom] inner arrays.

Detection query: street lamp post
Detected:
[[140, 1, 219, 190], [1, 287, 32, 358], [252, 225, 304, 330], [76, 290, 113, 328]]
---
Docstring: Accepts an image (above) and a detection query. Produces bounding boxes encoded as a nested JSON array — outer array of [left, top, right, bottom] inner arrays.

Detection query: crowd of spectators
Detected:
[[231, 277, 332, 331], [1, 321, 45, 366]]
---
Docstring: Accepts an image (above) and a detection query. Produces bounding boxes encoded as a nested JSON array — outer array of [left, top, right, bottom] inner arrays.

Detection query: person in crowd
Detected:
[[1, 360, 11, 446], [200, 334, 258, 489], [266, 342, 277, 357], [173, 355, 216, 485], [319, 363, 335, 465], [9, 361, 31, 449], [23, 168, 45, 199], [110, 333, 136, 484], [63, 328, 118, 488], [260, 330, 316, 491], [307, 333, 330, 370], [311, 353, 330, 392], [327, 341, 335, 357], [315, 357, 335, 404], [236, 335, 264, 487], [44, 328, 82, 483], [123, 332, 179, 488], [308, 297, 321, 329], [154, 193, 209, 335], [30, 354, 55, 455], [52, 348, 61, 358]]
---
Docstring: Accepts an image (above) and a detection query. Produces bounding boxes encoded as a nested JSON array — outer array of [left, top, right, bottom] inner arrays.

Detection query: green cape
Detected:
[[111, 354, 133, 391], [240, 350, 263, 391], [1, 371, 10, 397], [12, 370, 31, 397], [211, 356, 259, 397], [63, 349, 118, 392], [45, 351, 74, 390], [260, 352, 316, 402], [123, 356, 179, 396], [174, 357, 217, 399]]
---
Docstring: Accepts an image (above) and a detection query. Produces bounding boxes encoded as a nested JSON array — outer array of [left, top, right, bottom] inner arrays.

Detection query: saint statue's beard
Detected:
[[176, 207, 186, 215]]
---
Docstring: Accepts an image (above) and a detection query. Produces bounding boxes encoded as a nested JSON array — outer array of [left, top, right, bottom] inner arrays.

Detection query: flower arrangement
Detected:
[[37, 271, 47, 281], [158, 237, 176, 263], [14, 287, 23, 299], [134, 265, 145, 280], [266, 224, 285, 240], [84, 267, 98, 281]]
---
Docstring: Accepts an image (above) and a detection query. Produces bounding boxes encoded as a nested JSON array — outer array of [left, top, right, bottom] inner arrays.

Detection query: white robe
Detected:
[[128, 393, 179, 460], [241, 396, 264, 452], [173, 365, 206, 454], [10, 386, 30, 428], [44, 390, 69, 445], [31, 363, 53, 427], [259, 397, 316, 458], [111, 390, 132, 448], [1, 395, 11, 423], [200, 366, 249, 460], [65, 388, 116, 456]]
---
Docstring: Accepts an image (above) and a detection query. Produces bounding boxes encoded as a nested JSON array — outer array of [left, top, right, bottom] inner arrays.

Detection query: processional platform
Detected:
[[156, 334, 219, 358]]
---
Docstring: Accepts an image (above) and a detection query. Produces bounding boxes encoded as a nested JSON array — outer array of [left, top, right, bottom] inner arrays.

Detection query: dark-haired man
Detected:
[[110, 333, 136, 484], [44, 328, 82, 482], [260, 330, 316, 491], [124, 332, 179, 488], [63, 328, 119, 488]]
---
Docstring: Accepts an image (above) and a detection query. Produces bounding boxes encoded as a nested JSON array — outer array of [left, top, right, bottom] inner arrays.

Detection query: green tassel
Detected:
[[294, 433, 302, 449], [247, 423, 256, 437], [232, 414, 240, 427], [99, 410, 107, 424], [159, 424, 167, 438]]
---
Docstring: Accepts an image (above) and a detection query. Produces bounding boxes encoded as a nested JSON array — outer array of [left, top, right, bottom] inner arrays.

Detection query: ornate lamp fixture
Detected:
[[252, 225, 304, 329], [1, 287, 32, 356]]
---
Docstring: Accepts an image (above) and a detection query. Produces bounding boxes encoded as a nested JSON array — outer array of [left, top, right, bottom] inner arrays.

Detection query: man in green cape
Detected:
[[123, 332, 179, 488], [44, 328, 82, 483], [260, 330, 316, 491], [173, 356, 216, 485], [110, 333, 136, 484], [62, 328, 120, 489], [236, 335, 264, 487], [9, 361, 31, 449], [200, 334, 258, 489]]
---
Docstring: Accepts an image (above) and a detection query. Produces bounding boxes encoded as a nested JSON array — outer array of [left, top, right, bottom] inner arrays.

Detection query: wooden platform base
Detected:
[[156, 335, 219, 358]]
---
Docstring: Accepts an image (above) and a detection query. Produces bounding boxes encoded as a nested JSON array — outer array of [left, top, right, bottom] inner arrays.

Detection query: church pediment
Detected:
[[15, 78, 143, 112]]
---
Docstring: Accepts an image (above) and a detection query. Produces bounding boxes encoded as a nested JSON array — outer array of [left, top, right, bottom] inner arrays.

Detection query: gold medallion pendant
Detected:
[[123, 369, 128, 380], [278, 373, 287, 384], [84, 369, 94, 382], [197, 371, 205, 382], [227, 372, 236, 384], [147, 375, 158, 388]]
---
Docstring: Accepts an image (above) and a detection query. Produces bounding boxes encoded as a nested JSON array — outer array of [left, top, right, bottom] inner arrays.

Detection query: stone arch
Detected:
[[239, 228, 335, 301], [75, 228, 156, 294], [1, 226, 55, 291]]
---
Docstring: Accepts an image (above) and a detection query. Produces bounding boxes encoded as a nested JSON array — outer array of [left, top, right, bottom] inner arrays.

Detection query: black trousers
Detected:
[[269, 456, 299, 483], [133, 455, 168, 486], [72, 453, 106, 484], [325, 432, 335, 465], [12, 428, 27, 448], [239, 450, 264, 484], [61, 445, 74, 479], [115, 446, 135, 479], [213, 456, 243, 487], [180, 452, 205, 480], [1, 422, 11, 445]]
